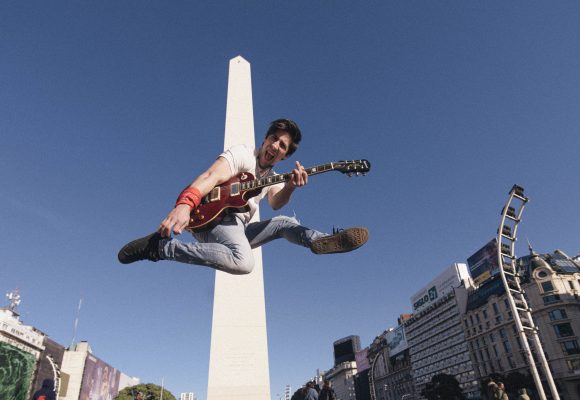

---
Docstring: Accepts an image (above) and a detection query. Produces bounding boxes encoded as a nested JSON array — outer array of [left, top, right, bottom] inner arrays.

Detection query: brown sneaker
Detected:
[[310, 227, 369, 254]]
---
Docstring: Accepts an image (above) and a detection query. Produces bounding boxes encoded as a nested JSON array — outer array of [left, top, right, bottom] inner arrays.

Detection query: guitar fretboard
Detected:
[[241, 163, 336, 191]]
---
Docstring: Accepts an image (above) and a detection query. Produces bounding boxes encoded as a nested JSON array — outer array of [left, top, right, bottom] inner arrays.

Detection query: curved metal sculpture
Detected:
[[497, 185, 559, 400]]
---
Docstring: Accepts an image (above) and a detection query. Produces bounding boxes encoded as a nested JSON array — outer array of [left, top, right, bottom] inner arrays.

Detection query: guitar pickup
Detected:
[[230, 182, 241, 196], [208, 187, 221, 202]]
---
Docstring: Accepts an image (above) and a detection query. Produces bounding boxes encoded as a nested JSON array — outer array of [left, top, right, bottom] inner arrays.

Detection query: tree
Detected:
[[114, 384, 176, 400], [421, 374, 464, 400]]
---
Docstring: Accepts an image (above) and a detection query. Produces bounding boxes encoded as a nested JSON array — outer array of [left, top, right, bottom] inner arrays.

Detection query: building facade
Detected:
[[0, 308, 46, 400], [368, 325, 415, 400], [180, 392, 197, 400], [326, 361, 358, 400], [464, 249, 580, 399], [404, 263, 478, 399]]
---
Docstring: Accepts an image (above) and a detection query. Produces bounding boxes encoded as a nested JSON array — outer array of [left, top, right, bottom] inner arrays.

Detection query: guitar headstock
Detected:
[[334, 159, 371, 176]]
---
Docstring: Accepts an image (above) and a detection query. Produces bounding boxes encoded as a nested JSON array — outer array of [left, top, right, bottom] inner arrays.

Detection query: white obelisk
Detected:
[[207, 56, 270, 400]]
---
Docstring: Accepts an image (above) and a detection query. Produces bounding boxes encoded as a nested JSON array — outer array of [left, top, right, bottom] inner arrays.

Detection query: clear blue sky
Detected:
[[1, 2, 579, 399]]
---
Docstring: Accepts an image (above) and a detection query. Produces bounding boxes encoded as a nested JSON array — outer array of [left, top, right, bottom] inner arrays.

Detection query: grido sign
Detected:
[[410, 263, 469, 313]]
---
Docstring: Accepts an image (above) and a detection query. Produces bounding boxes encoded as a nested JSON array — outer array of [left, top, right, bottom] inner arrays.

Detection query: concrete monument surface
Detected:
[[206, 56, 271, 400]]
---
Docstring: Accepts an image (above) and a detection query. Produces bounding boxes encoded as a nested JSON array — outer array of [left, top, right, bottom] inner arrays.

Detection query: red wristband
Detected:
[[176, 187, 202, 209]]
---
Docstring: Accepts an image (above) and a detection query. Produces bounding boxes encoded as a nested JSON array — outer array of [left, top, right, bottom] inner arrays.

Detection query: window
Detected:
[[476, 313, 481, 323], [566, 359, 580, 372], [553, 323, 574, 338], [504, 298, 510, 310], [499, 328, 507, 339], [542, 281, 554, 292], [543, 294, 561, 305], [503, 340, 512, 353], [490, 333, 496, 343], [516, 337, 522, 350], [538, 270, 548, 278], [483, 309, 488, 319], [492, 303, 499, 315], [549, 309, 568, 321], [561, 340, 580, 355], [569, 281, 575, 290]]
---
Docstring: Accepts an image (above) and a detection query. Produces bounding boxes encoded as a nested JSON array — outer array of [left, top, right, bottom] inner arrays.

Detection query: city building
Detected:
[[59, 341, 139, 400], [0, 306, 46, 399], [354, 347, 371, 400], [403, 263, 478, 399], [1, 292, 139, 400], [326, 361, 358, 400], [367, 318, 415, 400], [180, 392, 197, 400], [464, 249, 580, 398], [334, 335, 361, 366]]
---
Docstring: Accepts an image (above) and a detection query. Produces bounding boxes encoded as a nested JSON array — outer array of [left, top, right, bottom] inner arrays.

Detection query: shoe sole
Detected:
[[311, 228, 369, 255]]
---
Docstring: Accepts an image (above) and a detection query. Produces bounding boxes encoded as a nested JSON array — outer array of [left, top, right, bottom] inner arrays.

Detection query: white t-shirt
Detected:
[[219, 144, 284, 224]]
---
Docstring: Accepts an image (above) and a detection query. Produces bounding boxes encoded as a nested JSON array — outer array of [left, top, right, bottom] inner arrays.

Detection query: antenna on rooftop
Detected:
[[70, 295, 83, 349], [6, 288, 21, 312], [526, 236, 537, 255]]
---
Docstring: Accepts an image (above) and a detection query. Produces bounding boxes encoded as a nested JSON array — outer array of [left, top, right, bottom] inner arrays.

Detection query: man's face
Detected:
[[257, 130, 293, 168]]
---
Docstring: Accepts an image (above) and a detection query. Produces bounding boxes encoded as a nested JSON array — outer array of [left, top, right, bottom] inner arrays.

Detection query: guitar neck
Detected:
[[241, 163, 337, 191]]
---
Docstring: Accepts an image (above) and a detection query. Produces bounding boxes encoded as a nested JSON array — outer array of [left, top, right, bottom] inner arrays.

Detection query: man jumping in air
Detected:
[[118, 119, 368, 274]]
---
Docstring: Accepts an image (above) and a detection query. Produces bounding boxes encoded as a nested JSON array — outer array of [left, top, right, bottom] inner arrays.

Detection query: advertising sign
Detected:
[[79, 354, 121, 400], [410, 263, 469, 313], [467, 239, 500, 286], [386, 325, 408, 356], [0, 341, 36, 400]]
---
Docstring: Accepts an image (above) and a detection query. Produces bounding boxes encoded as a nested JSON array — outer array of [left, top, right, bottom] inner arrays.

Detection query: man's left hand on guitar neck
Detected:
[[268, 161, 308, 210]]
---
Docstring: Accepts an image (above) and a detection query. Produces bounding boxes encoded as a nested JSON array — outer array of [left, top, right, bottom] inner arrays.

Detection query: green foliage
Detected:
[[114, 383, 176, 400], [421, 373, 464, 400]]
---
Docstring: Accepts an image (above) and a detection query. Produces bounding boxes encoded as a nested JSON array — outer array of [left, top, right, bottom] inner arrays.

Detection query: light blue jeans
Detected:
[[160, 214, 325, 274]]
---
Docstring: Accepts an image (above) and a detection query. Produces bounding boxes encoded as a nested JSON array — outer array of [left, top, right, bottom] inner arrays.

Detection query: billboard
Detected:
[[0, 341, 36, 400], [410, 263, 470, 313], [467, 239, 500, 286], [79, 354, 121, 400], [333, 335, 361, 366], [386, 325, 408, 356]]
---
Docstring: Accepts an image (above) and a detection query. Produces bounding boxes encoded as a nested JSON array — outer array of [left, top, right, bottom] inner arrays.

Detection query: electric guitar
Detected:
[[186, 159, 371, 232]]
